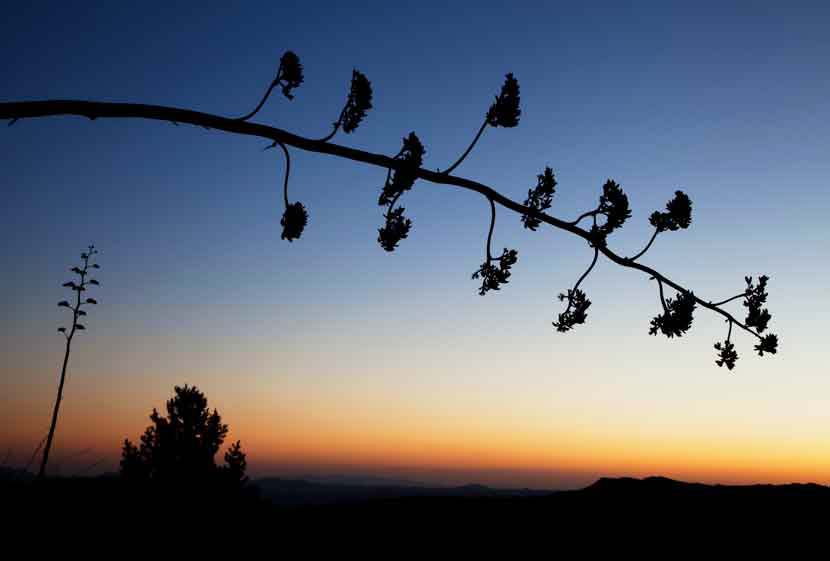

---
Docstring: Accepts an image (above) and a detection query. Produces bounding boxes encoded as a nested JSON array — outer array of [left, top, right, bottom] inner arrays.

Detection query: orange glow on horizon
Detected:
[[8, 380, 829, 489]]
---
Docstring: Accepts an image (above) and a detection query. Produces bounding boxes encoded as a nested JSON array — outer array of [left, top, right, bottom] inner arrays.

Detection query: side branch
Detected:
[[0, 99, 759, 339], [629, 228, 659, 261], [485, 197, 496, 261], [442, 120, 487, 175], [237, 77, 281, 122], [573, 248, 599, 295], [712, 293, 746, 307], [277, 141, 291, 208]]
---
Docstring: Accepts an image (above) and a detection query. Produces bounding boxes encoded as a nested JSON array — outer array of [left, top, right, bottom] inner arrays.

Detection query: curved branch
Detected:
[[318, 122, 340, 143], [629, 228, 659, 262], [442, 120, 488, 175], [277, 141, 291, 208], [558, 247, 599, 320], [237, 72, 282, 122], [485, 197, 496, 261], [317, 106, 346, 143], [568, 209, 599, 226], [573, 247, 599, 295], [0, 99, 762, 341], [387, 190, 404, 213], [712, 293, 746, 307], [656, 277, 669, 314]]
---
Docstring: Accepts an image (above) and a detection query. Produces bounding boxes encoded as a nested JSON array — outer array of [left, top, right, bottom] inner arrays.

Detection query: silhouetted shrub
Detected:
[[121, 385, 248, 489]]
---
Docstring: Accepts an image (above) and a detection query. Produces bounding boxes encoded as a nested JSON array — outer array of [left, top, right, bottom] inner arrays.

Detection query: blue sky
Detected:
[[2, 1, 829, 486]]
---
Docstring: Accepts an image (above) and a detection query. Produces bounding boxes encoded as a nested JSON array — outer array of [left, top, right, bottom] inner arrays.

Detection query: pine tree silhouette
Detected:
[[121, 385, 247, 487]]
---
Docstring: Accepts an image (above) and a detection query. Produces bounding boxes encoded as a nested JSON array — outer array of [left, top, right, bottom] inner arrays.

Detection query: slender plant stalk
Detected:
[[278, 141, 291, 207], [318, 106, 346, 143], [442, 120, 487, 175], [629, 228, 659, 261], [712, 293, 747, 307], [485, 197, 496, 261], [237, 73, 282, 121], [573, 248, 600, 294], [38, 334, 73, 478], [38, 247, 99, 478]]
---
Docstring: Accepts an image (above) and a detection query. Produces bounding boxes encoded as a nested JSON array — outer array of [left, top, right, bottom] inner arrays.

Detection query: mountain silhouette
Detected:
[[254, 477, 551, 506], [5, 472, 828, 536]]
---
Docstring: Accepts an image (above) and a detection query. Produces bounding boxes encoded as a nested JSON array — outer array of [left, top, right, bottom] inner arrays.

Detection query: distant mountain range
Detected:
[[244, 474, 830, 533], [254, 476, 553, 506], [7, 463, 828, 507], [281, 473, 430, 488], [253, 473, 830, 508], [6, 467, 829, 530]]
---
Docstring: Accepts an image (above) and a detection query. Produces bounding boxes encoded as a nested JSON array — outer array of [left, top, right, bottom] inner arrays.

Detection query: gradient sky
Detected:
[[2, 1, 829, 488]]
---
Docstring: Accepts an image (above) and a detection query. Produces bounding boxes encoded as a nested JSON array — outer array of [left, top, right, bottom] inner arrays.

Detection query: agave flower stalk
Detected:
[[38, 245, 101, 478], [0, 51, 779, 370]]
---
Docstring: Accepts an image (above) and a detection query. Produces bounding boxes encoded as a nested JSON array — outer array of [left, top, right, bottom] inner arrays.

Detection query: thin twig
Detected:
[[712, 293, 747, 307], [442, 120, 488, 175], [318, 106, 346, 143], [629, 228, 659, 261], [656, 277, 669, 314], [485, 197, 497, 261], [237, 68, 282, 121], [568, 209, 599, 226], [387, 190, 404, 213], [561, 247, 600, 316], [573, 248, 599, 295], [277, 141, 291, 208], [318, 123, 340, 143]]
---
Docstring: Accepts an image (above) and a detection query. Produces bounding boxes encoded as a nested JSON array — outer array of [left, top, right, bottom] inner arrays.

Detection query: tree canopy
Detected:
[[121, 385, 247, 486]]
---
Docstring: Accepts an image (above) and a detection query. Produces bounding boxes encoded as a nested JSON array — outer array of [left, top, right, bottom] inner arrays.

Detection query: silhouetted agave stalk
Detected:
[[38, 245, 101, 478], [0, 49, 779, 371]]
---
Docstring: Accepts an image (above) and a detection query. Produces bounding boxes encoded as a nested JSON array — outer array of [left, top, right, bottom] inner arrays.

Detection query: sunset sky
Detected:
[[2, 1, 829, 489]]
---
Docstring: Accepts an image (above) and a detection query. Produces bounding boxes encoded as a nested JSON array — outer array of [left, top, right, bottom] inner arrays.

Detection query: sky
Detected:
[[1, 1, 829, 489]]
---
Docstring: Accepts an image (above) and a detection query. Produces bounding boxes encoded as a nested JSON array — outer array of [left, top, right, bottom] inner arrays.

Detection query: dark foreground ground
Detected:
[[4, 471, 828, 542]]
